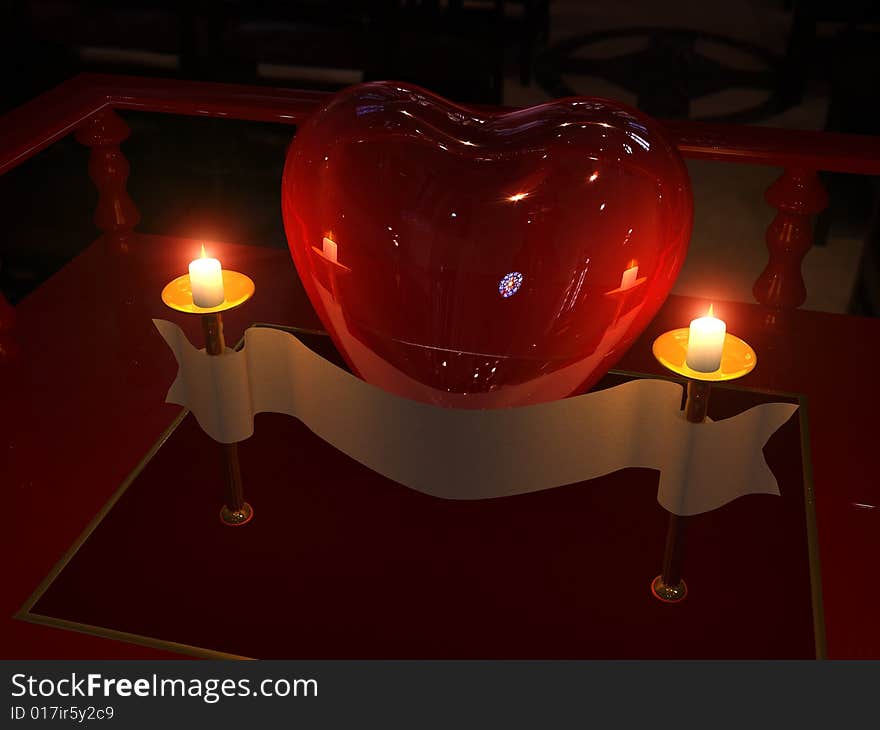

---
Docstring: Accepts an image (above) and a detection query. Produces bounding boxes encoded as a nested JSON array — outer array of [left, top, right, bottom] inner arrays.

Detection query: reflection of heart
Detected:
[[282, 82, 692, 408]]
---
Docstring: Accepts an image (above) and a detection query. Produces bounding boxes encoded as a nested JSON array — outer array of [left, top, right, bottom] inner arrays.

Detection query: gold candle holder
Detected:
[[162, 269, 256, 526], [649, 326, 757, 602]]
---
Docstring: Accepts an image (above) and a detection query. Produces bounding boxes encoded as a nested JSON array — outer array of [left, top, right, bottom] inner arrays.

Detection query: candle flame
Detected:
[[507, 192, 529, 202], [200, 243, 207, 259], [628, 259, 637, 269], [708, 304, 714, 318]]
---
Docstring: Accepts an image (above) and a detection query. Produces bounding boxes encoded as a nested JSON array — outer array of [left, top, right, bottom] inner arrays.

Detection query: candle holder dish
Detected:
[[649, 327, 757, 602], [652, 328, 756, 382], [161, 270, 255, 315], [162, 270, 256, 526]]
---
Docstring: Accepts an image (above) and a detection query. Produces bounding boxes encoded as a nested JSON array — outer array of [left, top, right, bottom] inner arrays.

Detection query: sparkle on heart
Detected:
[[282, 82, 693, 408]]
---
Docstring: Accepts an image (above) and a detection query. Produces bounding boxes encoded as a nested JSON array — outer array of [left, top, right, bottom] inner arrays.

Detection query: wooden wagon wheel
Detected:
[[536, 27, 790, 123]]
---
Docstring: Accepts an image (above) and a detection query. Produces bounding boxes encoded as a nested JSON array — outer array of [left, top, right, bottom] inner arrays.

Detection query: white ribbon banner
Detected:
[[155, 319, 798, 516]]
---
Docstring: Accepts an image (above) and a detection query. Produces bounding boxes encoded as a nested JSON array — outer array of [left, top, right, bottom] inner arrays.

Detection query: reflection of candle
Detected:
[[322, 236, 338, 263], [620, 261, 639, 289], [686, 305, 726, 372], [189, 244, 225, 308]]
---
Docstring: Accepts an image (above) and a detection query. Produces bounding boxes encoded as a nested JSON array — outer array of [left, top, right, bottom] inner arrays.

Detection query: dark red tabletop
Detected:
[[1, 233, 878, 658]]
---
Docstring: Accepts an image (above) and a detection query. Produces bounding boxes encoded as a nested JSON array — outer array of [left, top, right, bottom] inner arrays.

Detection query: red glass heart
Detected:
[[282, 82, 692, 408]]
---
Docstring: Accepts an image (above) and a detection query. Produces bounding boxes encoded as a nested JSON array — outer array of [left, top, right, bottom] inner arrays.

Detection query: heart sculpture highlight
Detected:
[[282, 82, 692, 408]]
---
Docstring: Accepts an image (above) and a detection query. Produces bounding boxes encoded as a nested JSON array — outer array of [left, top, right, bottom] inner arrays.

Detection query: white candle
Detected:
[[685, 305, 726, 372], [189, 244, 225, 308], [620, 261, 639, 289], [322, 236, 338, 263]]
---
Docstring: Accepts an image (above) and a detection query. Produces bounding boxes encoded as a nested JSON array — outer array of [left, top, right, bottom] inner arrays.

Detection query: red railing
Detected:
[[1, 72, 880, 344]]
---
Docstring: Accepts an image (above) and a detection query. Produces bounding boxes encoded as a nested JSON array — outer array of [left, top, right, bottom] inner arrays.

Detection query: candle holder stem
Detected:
[[201, 311, 226, 355], [684, 379, 712, 423], [651, 379, 712, 603], [657, 514, 687, 594], [220, 441, 249, 522], [202, 311, 253, 527]]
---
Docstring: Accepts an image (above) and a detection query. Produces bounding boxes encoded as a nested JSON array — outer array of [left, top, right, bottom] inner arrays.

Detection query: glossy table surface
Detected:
[[1, 233, 878, 659]]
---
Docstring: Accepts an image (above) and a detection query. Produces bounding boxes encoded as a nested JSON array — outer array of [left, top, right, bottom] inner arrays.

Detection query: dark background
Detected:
[[0, 0, 878, 314]]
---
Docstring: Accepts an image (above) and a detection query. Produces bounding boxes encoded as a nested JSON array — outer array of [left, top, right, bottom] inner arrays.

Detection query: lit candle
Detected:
[[188, 244, 225, 308], [685, 304, 726, 372], [620, 260, 639, 289], [322, 236, 338, 263]]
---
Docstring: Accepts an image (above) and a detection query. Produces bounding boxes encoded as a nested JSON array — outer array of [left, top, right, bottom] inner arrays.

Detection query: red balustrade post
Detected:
[[75, 108, 150, 383], [753, 167, 828, 310], [75, 109, 141, 253]]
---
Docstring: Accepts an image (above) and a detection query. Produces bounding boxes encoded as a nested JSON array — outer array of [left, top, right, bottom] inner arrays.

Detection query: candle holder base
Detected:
[[651, 575, 687, 603], [220, 502, 253, 527]]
